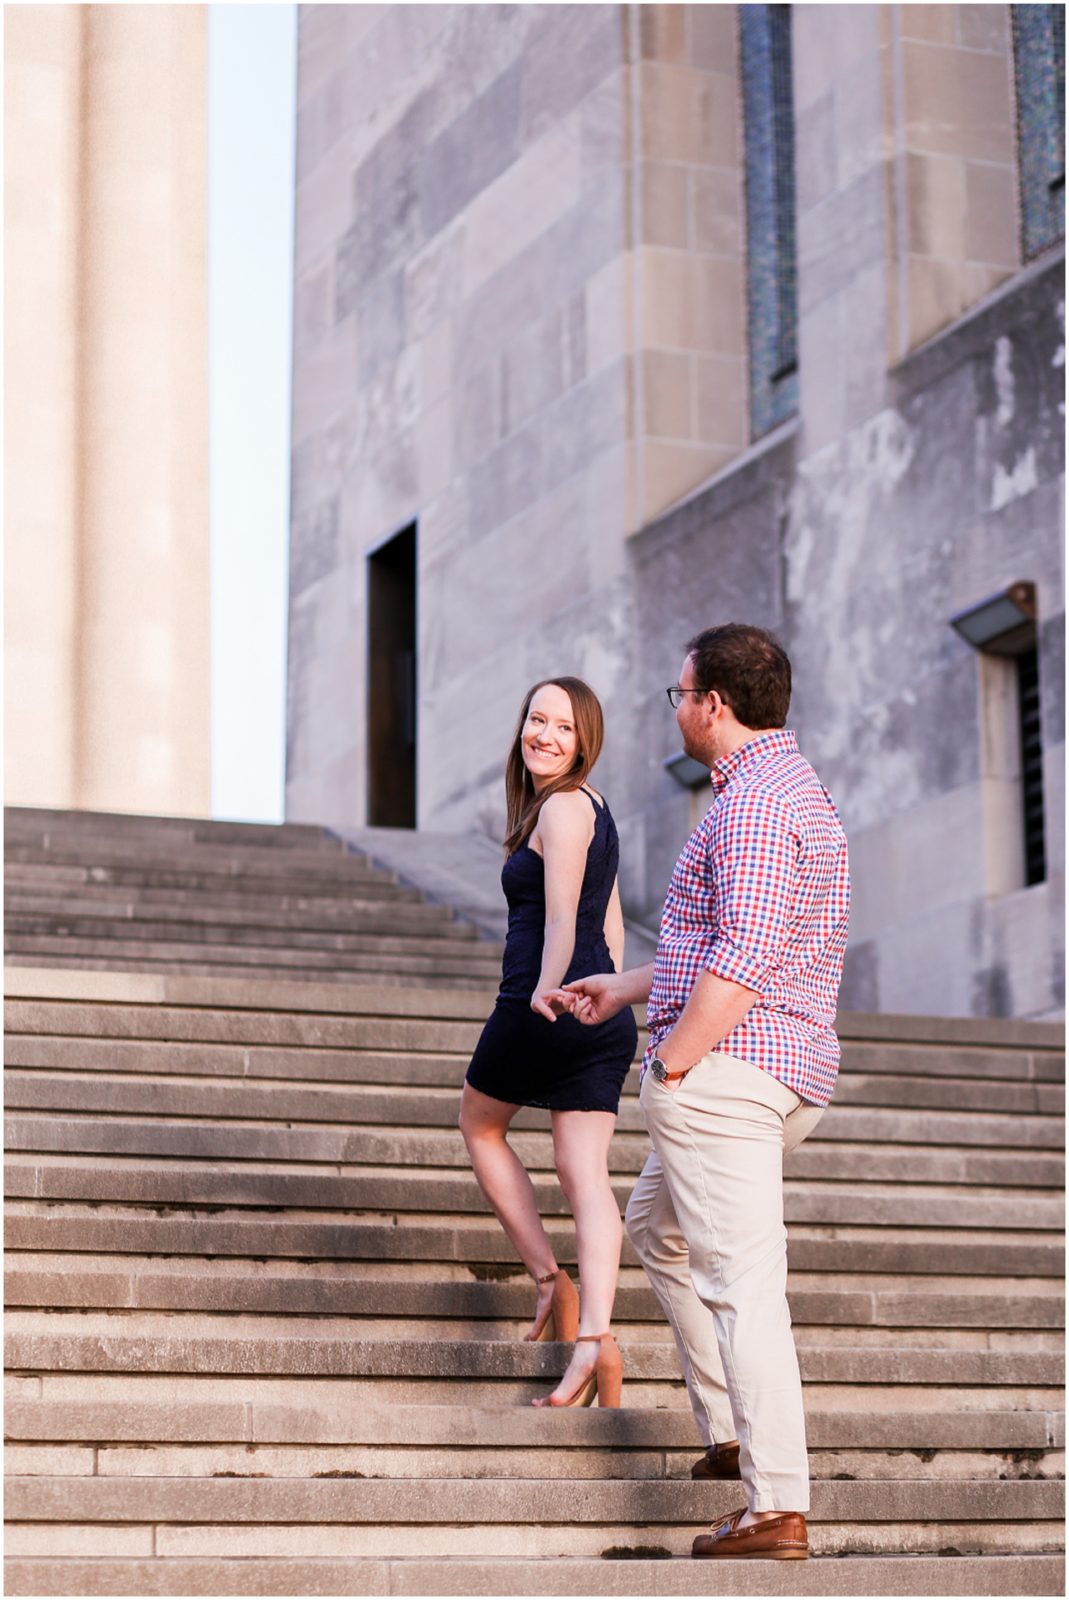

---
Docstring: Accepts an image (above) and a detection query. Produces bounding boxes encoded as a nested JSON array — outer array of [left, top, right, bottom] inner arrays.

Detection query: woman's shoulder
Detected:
[[539, 787, 597, 828], [533, 788, 601, 852]]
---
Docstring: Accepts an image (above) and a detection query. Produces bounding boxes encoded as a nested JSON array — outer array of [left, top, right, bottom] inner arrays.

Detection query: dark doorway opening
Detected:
[[367, 524, 417, 827]]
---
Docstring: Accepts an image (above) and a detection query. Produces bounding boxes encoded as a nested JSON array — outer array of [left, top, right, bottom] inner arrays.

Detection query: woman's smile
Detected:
[[520, 684, 580, 788]]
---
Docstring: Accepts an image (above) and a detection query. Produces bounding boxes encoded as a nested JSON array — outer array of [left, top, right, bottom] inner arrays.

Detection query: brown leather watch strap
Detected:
[[651, 1057, 691, 1082]]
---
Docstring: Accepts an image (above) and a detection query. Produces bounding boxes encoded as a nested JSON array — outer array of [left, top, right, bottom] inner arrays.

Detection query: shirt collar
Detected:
[[710, 728, 798, 795]]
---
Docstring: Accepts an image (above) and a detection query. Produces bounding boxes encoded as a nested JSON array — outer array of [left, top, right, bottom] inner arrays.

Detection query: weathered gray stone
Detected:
[[419, 62, 522, 240], [520, 4, 622, 144], [7, 1161, 1063, 1235], [5, 1206, 1062, 1275], [5, 1555, 1064, 1598], [6, 1472, 1063, 1524]]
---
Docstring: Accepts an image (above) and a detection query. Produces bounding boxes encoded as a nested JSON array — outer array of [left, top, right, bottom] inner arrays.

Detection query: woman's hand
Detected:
[[530, 989, 572, 1022], [562, 971, 625, 1025]]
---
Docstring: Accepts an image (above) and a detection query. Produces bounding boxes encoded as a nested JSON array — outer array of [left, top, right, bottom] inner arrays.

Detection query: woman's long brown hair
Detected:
[[503, 677, 604, 856]]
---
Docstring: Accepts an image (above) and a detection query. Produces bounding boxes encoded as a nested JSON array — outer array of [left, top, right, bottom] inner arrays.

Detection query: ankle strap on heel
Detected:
[[575, 1332, 614, 1342], [534, 1270, 559, 1285]]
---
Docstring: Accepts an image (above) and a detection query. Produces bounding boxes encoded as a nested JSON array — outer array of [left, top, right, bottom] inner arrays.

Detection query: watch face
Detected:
[[651, 1059, 667, 1081]]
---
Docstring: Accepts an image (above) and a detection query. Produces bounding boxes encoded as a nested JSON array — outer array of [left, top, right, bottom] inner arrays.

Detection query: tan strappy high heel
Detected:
[[524, 1268, 580, 1343], [533, 1333, 623, 1408]]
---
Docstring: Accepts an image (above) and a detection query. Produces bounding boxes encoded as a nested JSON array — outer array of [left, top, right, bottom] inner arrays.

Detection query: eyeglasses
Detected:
[[666, 686, 706, 708]]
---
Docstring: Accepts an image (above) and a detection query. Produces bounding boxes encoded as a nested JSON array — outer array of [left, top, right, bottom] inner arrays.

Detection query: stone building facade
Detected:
[[287, 3, 1064, 1020], [5, 4, 210, 816]]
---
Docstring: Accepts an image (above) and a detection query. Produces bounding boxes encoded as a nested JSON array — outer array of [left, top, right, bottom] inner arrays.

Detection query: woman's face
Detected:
[[521, 684, 580, 791]]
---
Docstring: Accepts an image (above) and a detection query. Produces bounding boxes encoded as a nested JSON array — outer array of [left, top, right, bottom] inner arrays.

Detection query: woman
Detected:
[[459, 676, 638, 1409]]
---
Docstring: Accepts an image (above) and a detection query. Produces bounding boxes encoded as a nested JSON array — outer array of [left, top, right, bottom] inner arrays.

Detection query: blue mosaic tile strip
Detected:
[[1012, 4, 1065, 260], [739, 3, 798, 438]]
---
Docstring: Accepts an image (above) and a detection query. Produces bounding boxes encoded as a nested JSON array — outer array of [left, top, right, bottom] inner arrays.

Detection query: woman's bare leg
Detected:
[[459, 1081, 559, 1334], [536, 1108, 622, 1403]]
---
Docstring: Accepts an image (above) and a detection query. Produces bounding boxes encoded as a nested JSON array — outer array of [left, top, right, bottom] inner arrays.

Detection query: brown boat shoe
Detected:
[[692, 1507, 809, 1560], [690, 1440, 741, 1479]]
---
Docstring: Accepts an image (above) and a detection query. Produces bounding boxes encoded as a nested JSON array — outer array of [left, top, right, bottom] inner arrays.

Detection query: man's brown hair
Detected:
[[686, 624, 792, 729]]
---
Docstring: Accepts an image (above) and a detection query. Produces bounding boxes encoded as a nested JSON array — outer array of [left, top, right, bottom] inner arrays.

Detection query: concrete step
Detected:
[[4, 936, 504, 979], [7, 1202, 1063, 1276], [9, 1367, 1061, 1422], [3, 806, 341, 851], [3, 859, 426, 900], [5, 1157, 1063, 1233], [3, 970, 497, 1016], [5, 1032, 1061, 1115], [7, 1438, 1064, 1485], [6, 1069, 1062, 1154], [8, 994, 1062, 1104], [5, 824, 1064, 1581], [7, 966, 1064, 1044], [6, 1397, 1063, 1452], [4, 889, 467, 933], [5, 1529, 1064, 1565], [835, 1041, 1063, 1082], [4, 1021, 1061, 1083], [4, 838, 389, 882], [5, 913, 487, 953], [9, 1248, 1064, 1299], [6, 1316, 1063, 1386], [6, 1113, 1064, 1188], [4, 1553, 1065, 1596], [7, 1260, 1062, 1331], [4, 1476, 1063, 1562], [2, 953, 501, 989], [6, 1470, 1064, 1526]]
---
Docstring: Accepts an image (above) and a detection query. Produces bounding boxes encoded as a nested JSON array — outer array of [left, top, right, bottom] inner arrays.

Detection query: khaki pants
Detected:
[[628, 1051, 824, 1513]]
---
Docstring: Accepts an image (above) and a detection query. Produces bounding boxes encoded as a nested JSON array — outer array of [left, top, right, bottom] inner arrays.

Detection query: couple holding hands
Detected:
[[458, 623, 850, 1561]]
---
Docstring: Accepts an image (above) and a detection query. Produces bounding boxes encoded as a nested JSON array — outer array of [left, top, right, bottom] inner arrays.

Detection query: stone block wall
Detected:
[[287, 3, 1064, 1019], [883, 3, 1021, 356]]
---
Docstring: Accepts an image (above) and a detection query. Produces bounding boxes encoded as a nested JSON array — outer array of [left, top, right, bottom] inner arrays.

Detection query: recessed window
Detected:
[[1011, 4, 1066, 258], [952, 583, 1047, 893], [739, 3, 798, 438], [367, 524, 417, 828], [1016, 644, 1047, 885]]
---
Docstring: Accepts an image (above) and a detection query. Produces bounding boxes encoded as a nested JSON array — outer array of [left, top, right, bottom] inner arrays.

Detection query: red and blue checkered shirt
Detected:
[[644, 729, 850, 1106]]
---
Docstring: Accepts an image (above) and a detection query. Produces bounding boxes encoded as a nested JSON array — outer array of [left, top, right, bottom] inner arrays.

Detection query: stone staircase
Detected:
[[3, 808, 1066, 1595], [3, 806, 505, 989]]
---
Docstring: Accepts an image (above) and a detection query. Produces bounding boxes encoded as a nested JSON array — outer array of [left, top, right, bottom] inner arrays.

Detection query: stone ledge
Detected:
[[5, 1400, 1062, 1451], [5, 1474, 1066, 1524], [2, 1554, 1066, 1596]]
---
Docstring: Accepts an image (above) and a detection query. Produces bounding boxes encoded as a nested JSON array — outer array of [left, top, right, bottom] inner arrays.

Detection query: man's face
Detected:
[[675, 654, 717, 765]]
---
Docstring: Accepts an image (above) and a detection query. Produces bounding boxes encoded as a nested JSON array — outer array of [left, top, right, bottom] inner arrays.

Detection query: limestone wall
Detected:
[[287, 3, 1064, 1018]]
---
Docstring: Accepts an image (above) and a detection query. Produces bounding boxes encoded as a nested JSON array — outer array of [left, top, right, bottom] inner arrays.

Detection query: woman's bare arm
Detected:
[[530, 791, 594, 1020]]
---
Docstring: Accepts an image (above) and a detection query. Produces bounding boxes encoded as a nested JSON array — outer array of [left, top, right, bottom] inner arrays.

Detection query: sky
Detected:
[[208, 4, 297, 823]]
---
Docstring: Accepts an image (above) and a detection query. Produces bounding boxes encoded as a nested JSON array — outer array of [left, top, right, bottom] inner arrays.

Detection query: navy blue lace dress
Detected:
[[465, 789, 638, 1114]]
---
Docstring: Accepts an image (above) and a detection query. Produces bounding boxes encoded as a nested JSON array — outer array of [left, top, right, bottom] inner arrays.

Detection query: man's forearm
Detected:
[[615, 962, 655, 1007], [655, 968, 758, 1073]]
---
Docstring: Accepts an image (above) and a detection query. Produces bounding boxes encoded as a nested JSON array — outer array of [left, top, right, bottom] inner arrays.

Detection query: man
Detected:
[[563, 623, 850, 1560]]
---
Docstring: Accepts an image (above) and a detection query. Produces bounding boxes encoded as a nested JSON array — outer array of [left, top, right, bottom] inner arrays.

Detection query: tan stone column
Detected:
[[4, 4, 85, 806], [75, 4, 210, 813]]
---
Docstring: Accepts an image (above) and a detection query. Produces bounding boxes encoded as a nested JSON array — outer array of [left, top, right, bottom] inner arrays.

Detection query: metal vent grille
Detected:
[[1016, 646, 1047, 886]]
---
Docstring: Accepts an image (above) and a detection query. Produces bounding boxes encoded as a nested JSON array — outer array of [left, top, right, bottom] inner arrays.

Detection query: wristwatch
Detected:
[[649, 1056, 690, 1083]]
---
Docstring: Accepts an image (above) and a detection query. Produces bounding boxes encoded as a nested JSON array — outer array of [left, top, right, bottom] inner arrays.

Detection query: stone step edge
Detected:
[[5, 1475, 1065, 1514], [5, 967, 1064, 1047], [1, 1554, 1066, 1599], [3, 805, 332, 836], [6, 1333, 1063, 1385], [6, 1400, 1064, 1448], [5, 940, 504, 970]]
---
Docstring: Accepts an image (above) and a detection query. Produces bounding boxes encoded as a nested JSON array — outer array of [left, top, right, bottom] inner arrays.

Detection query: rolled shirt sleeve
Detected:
[[703, 789, 799, 993]]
